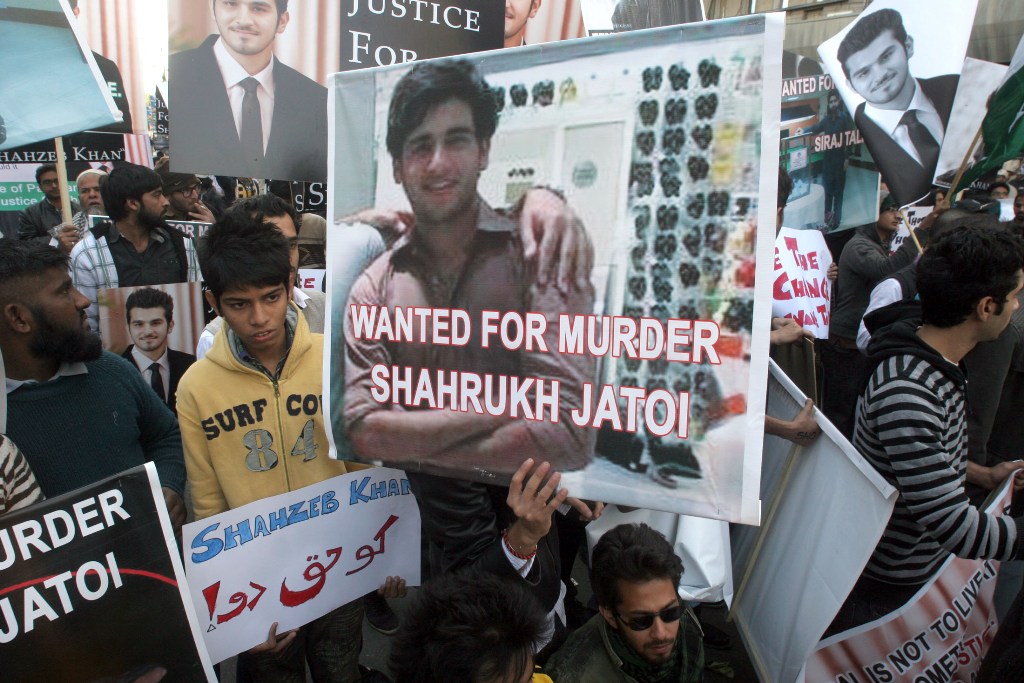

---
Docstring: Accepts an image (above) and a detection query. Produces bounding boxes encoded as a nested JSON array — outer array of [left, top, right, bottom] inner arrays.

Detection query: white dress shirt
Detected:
[[213, 38, 275, 153], [5, 362, 88, 394], [864, 78, 944, 166], [132, 347, 170, 402]]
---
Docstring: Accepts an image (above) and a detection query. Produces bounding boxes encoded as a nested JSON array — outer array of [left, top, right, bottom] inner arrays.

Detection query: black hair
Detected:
[[778, 167, 794, 210], [35, 164, 57, 185], [101, 163, 163, 221], [389, 571, 546, 683], [386, 59, 498, 159], [198, 210, 292, 304], [917, 223, 1024, 328], [212, 0, 287, 15], [229, 193, 300, 236], [591, 523, 684, 610], [991, 181, 1012, 195], [125, 287, 174, 325], [0, 241, 68, 301], [837, 9, 908, 80]]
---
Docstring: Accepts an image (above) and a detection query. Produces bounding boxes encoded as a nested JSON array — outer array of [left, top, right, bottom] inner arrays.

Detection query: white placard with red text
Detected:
[[772, 227, 833, 338], [182, 468, 420, 663]]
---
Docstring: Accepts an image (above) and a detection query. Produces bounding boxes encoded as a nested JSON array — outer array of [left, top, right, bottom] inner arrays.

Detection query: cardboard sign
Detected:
[[0, 464, 215, 682], [325, 16, 786, 524], [772, 227, 833, 338], [182, 467, 420, 663]]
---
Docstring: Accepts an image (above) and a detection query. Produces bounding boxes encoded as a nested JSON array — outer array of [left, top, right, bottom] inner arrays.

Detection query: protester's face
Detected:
[[77, 175, 105, 212], [1015, 195, 1024, 222], [877, 206, 900, 233], [169, 183, 201, 215], [827, 94, 841, 115], [27, 267, 101, 363], [213, 0, 288, 59], [128, 306, 172, 355], [601, 578, 680, 665], [505, 0, 540, 40], [136, 187, 170, 228], [38, 171, 61, 201], [992, 186, 1010, 200], [983, 270, 1024, 341], [264, 213, 300, 275], [211, 283, 289, 361], [844, 30, 914, 108], [393, 98, 489, 229]]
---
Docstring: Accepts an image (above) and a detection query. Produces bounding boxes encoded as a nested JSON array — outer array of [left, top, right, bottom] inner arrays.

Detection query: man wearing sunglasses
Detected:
[[547, 523, 704, 683]]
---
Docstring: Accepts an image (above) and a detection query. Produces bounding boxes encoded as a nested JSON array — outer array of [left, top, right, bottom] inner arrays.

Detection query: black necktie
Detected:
[[900, 109, 939, 170], [149, 362, 166, 403], [240, 77, 264, 165]]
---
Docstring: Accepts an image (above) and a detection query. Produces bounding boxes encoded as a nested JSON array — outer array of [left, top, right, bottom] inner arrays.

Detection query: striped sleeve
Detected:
[[0, 435, 44, 515], [857, 356, 1020, 583]]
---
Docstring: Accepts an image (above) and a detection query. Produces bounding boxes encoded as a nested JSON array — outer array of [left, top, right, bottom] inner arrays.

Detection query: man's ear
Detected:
[[277, 10, 290, 34], [599, 605, 618, 630], [204, 290, 220, 317], [167, 319, 176, 335], [125, 198, 140, 215], [530, 0, 542, 19], [1, 302, 34, 335], [977, 295, 997, 321], [478, 137, 491, 173], [904, 35, 914, 60], [392, 158, 403, 186]]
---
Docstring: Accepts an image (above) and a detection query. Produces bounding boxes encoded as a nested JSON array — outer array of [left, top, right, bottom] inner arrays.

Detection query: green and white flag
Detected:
[[953, 34, 1024, 193]]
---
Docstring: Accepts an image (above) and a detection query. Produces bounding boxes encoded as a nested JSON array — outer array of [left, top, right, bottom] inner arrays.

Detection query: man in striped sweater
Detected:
[[829, 223, 1024, 635]]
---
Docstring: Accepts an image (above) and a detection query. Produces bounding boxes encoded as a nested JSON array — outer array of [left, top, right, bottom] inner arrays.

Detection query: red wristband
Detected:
[[503, 530, 538, 560]]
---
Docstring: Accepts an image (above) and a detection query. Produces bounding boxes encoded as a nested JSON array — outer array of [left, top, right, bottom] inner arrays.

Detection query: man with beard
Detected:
[[547, 523, 704, 682], [121, 287, 197, 413], [0, 241, 186, 532], [155, 158, 216, 223], [71, 169, 108, 233], [69, 163, 201, 336]]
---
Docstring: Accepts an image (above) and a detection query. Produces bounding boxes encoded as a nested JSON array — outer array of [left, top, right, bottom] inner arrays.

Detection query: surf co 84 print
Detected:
[[182, 467, 420, 663]]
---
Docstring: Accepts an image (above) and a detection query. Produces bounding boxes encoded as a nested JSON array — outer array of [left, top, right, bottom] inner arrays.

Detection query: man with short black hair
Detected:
[[18, 164, 80, 248], [155, 157, 215, 223], [828, 224, 1024, 634], [0, 241, 186, 530], [837, 8, 958, 205], [121, 287, 197, 413], [69, 163, 201, 335], [547, 523, 704, 682]]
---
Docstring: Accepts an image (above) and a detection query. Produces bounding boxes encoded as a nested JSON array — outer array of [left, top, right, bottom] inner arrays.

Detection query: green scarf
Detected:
[[607, 621, 687, 683]]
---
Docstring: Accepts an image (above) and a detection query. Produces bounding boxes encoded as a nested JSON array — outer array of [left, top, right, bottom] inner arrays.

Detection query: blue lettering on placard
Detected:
[[349, 477, 412, 505]]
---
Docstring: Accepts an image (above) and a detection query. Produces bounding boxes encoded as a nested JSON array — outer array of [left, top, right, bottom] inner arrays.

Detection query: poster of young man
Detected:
[[0, 0, 120, 151], [98, 283, 204, 413], [580, 0, 705, 35], [324, 16, 784, 524], [0, 464, 216, 682], [817, 0, 978, 208]]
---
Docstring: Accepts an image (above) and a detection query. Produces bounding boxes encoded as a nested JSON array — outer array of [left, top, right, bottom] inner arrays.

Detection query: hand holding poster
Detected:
[[772, 227, 833, 338], [817, 0, 978, 208], [326, 17, 785, 524], [0, 464, 215, 682], [183, 467, 420, 663]]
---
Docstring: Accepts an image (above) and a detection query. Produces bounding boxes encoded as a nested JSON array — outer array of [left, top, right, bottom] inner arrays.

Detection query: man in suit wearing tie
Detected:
[[169, 0, 327, 182], [838, 8, 958, 207], [121, 287, 196, 414]]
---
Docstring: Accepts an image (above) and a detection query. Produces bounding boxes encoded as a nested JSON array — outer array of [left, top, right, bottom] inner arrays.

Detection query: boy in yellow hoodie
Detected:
[[176, 208, 367, 682]]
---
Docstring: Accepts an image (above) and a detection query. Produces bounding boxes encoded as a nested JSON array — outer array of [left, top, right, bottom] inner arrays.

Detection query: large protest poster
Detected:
[[0, 0, 119, 151], [772, 227, 833, 339], [818, 0, 978, 208], [0, 132, 152, 239], [780, 60, 880, 233], [0, 463, 215, 681], [807, 477, 1016, 683], [182, 467, 420, 663], [729, 361, 897, 683], [324, 16, 784, 524]]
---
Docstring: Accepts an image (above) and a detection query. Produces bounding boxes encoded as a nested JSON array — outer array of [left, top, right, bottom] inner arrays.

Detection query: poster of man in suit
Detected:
[[818, 0, 978, 207], [99, 283, 204, 413], [168, 0, 328, 182]]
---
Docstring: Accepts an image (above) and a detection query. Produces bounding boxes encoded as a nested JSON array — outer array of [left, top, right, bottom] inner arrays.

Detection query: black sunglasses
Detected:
[[613, 604, 684, 631]]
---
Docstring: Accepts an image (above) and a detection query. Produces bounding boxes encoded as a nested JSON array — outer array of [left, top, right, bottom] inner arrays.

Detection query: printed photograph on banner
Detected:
[[580, 0, 705, 35], [183, 468, 421, 663], [779, 53, 881, 233], [515, 0, 587, 47], [817, 0, 979, 208], [772, 227, 833, 339], [0, 133, 152, 240], [808, 476, 1015, 683], [98, 283, 204, 412], [325, 17, 784, 524], [168, 0, 339, 181], [0, 464, 216, 682], [0, 0, 119, 151]]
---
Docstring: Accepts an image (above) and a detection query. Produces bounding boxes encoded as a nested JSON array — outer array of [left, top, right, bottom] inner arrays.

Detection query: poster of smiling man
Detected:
[[817, 0, 978, 208], [324, 17, 783, 524]]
